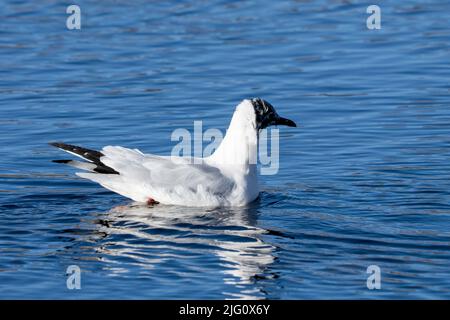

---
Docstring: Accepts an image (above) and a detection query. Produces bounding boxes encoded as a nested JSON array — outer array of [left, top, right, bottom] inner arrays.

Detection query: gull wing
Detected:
[[77, 146, 235, 206]]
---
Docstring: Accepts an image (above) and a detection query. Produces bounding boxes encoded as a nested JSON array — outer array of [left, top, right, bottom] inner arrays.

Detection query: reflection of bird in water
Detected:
[[95, 202, 277, 299]]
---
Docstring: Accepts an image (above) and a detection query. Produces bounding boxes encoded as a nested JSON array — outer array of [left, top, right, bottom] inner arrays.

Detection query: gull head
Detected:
[[250, 98, 297, 130]]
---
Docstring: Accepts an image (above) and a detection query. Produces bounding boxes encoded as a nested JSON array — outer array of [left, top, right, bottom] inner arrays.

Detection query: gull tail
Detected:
[[50, 142, 119, 174]]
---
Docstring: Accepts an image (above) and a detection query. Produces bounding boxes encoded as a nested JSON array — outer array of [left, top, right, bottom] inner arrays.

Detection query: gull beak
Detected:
[[275, 116, 297, 127]]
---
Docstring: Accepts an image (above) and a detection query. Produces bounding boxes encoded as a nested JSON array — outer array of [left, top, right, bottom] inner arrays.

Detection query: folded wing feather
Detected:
[[77, 146, 235, 206]]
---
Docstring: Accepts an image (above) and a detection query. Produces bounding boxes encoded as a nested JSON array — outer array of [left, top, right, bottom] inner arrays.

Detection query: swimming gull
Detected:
[[50, 98, 296, 207]]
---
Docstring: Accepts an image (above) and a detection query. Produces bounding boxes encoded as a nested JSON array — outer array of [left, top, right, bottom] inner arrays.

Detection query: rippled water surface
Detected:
[[1, 0, 450, 299]]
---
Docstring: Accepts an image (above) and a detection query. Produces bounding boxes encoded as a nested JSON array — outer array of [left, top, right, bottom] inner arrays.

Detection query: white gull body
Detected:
[[78, 99, 259, 207], [52, 98, 296, 207]]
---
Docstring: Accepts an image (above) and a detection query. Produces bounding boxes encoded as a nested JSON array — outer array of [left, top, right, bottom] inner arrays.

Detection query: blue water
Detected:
[[1, 0, 450, 299]]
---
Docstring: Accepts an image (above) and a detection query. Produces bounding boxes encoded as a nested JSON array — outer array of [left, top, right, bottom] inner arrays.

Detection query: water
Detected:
[[1, 0, 450, 299]]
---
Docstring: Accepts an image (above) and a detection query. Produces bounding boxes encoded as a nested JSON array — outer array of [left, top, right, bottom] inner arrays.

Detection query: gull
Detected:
[[50, 98, 296, 207]]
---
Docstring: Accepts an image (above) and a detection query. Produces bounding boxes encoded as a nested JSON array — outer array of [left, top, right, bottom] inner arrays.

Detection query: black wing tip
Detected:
[[49, 142, 66, 148], [49, 142, 119, 175], [51, 159, 119, 174], [49, 142, 104, 158], [52, 159, 72, 164]]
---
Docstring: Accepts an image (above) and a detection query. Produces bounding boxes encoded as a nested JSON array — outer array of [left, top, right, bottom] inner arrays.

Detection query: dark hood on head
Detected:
[[251, 98, 297, 130]]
